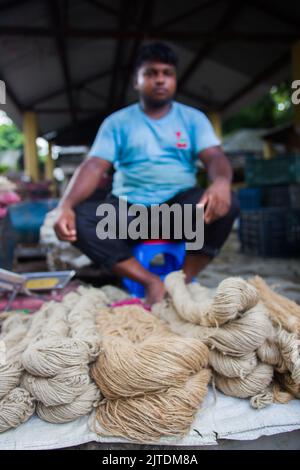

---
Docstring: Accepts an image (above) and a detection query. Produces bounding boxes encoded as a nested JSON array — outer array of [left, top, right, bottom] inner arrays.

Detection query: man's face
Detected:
[[134, 61, 177, 106]]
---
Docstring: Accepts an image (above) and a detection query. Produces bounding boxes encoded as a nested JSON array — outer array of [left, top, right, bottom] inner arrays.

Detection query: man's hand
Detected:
[[54, 205, 77, 242], [198, 178, 231, 225]]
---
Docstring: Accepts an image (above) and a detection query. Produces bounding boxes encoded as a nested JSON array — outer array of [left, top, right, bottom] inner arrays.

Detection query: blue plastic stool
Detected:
[[123, 240, 186, 298]]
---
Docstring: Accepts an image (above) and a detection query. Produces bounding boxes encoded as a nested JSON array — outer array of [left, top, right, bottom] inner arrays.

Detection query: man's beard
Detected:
[[142, 94, 174, 109]]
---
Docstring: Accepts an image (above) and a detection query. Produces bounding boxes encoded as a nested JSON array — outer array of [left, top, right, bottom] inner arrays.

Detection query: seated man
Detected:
[[54, 43, 239, 304]]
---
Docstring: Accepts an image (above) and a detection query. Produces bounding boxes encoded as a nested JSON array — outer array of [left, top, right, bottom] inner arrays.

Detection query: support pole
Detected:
[[23, 111, 39, 182], [208, 111, 223, 139], [45, 142, 54, 181]]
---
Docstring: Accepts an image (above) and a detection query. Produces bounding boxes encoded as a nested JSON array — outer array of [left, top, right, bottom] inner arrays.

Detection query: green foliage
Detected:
[[224, 80, 294, 135], [0, 123, 23, 151]]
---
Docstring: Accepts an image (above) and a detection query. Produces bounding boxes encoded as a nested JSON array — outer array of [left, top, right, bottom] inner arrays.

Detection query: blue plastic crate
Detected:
[[238, 187, 262, 211], [8, 199, 58, 244], [239, 208, 300, 257], [245, 155, 300, 186]]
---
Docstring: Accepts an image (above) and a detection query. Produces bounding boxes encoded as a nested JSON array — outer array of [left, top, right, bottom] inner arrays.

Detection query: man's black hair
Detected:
[[134, 42, 178, 73]]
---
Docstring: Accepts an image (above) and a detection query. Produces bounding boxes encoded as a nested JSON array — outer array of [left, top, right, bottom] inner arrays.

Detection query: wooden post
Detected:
[[23, 111, 39, 181], [208, 111, 222, 139], [45, 142, 54, 181], [263, 140, 275, 159]]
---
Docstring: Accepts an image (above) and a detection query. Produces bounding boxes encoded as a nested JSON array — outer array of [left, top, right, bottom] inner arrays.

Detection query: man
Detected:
[[54, 43, 239, 304]]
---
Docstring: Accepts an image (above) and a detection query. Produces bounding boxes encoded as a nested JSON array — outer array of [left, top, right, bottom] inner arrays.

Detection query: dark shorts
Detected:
[[73, 187, 240, 270]]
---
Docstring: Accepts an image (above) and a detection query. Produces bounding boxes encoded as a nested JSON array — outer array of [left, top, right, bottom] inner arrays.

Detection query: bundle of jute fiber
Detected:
[[91, 335, 208, 399], [257, 338, 284, 367], [92, 369, 211, 443], [152, 273, 276, 406], [0, 305, 57, 433], [0, 362, 24, 399], [0, 387, 35, 433], [275, 371, 300, 399], [21, 364, 91, 406], [0, 310, 38, 402], [153, 299, 271, 357], [20, 286, 105, 424], [0, 311, 32, 335], [214, 363, 274, 399], [67, 286, 108, 359], [164, 271, 259, 326], [249, 276, 300, 334], [207, 303, 272, 357], [91, 304, 211, 442], [152, 299, 216, 342], [99, 284, 130, 303], [36, 382, 101, 424], [276, 329, 300, 384], [96, 304, 173, 343], [208, 350, 258, 379]]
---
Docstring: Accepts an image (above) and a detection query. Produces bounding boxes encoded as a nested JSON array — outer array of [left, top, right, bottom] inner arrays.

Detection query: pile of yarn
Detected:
[[90, 305, 211, 443], [250, 277, 300, 405], [0, 285, 118, 432], [153, 271, 279, 408], [0, 306, 45, 433], [21, 288, 105, 424]]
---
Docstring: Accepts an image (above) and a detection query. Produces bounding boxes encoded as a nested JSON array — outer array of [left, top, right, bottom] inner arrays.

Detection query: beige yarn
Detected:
[[208, 350, 257, 379], [275, 372, 300, 399], [165, 271, 259, 326], [152, 299, 216, 342], [22, 365, 91, 406], [207, 304, 271, 357], [91, 303, 211, 442], [96, 305, 173, 343], [250, 390, 275, 409], [0, 388, 35, 433], [100, 285, 131, 303], [36, 383, 101, 423], [257, 339, 283, 366], [152, 274, 276, 406], [249, 276, 300, 334], [92, 370, 211, 443], [276, 330, 300, 384], [92, 335, 208, 399], [0, 362, 23, 399], [153, 290, 271, 359], [215, 363, 274, 399], [22, 337, 90, 378]]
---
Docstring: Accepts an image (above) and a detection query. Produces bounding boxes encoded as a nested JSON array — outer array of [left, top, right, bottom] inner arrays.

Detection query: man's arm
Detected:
[[54, 157, 112, 241], [198, 146, 233, 224]]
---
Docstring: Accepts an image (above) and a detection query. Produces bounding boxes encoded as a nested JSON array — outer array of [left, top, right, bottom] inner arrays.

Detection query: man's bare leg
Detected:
[[183, 253, 212, 283], [113, 257, 165, 305]]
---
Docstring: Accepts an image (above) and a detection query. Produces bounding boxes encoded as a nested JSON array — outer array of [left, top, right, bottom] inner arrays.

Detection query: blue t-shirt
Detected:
[[88, 101, 221, 205]]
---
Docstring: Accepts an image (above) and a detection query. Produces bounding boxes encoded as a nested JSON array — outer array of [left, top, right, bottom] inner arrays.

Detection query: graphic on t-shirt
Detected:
[[175, 131, 188, 149]]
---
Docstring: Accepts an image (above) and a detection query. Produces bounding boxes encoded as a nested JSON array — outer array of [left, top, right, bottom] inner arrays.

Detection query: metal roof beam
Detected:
[[220, 51, 290, 111], [46, 0, 76, 124], [178, 0, 243, 90], [117, 0, 156, 108], [0, 26, 299, 42]]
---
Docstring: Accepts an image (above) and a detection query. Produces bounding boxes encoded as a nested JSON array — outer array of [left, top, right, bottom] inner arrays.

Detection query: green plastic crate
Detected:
[[245, 155, 300, 186]]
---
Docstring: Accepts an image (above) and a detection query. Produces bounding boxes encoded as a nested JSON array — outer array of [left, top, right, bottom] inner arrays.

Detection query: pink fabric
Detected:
[[111, 298, 151, 311], [0, 191, 21, 205], [0, 207, 8, 218]]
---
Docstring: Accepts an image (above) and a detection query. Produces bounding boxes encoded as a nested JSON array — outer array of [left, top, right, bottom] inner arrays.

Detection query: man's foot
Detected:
[[145, 277, 166, 305]]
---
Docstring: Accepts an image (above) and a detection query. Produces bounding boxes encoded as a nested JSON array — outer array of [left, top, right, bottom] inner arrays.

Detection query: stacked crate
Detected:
[[238, 155, 300, 257]]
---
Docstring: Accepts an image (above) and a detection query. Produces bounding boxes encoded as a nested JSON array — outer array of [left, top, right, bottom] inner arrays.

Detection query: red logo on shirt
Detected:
[[175, 131, 188, 149]]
